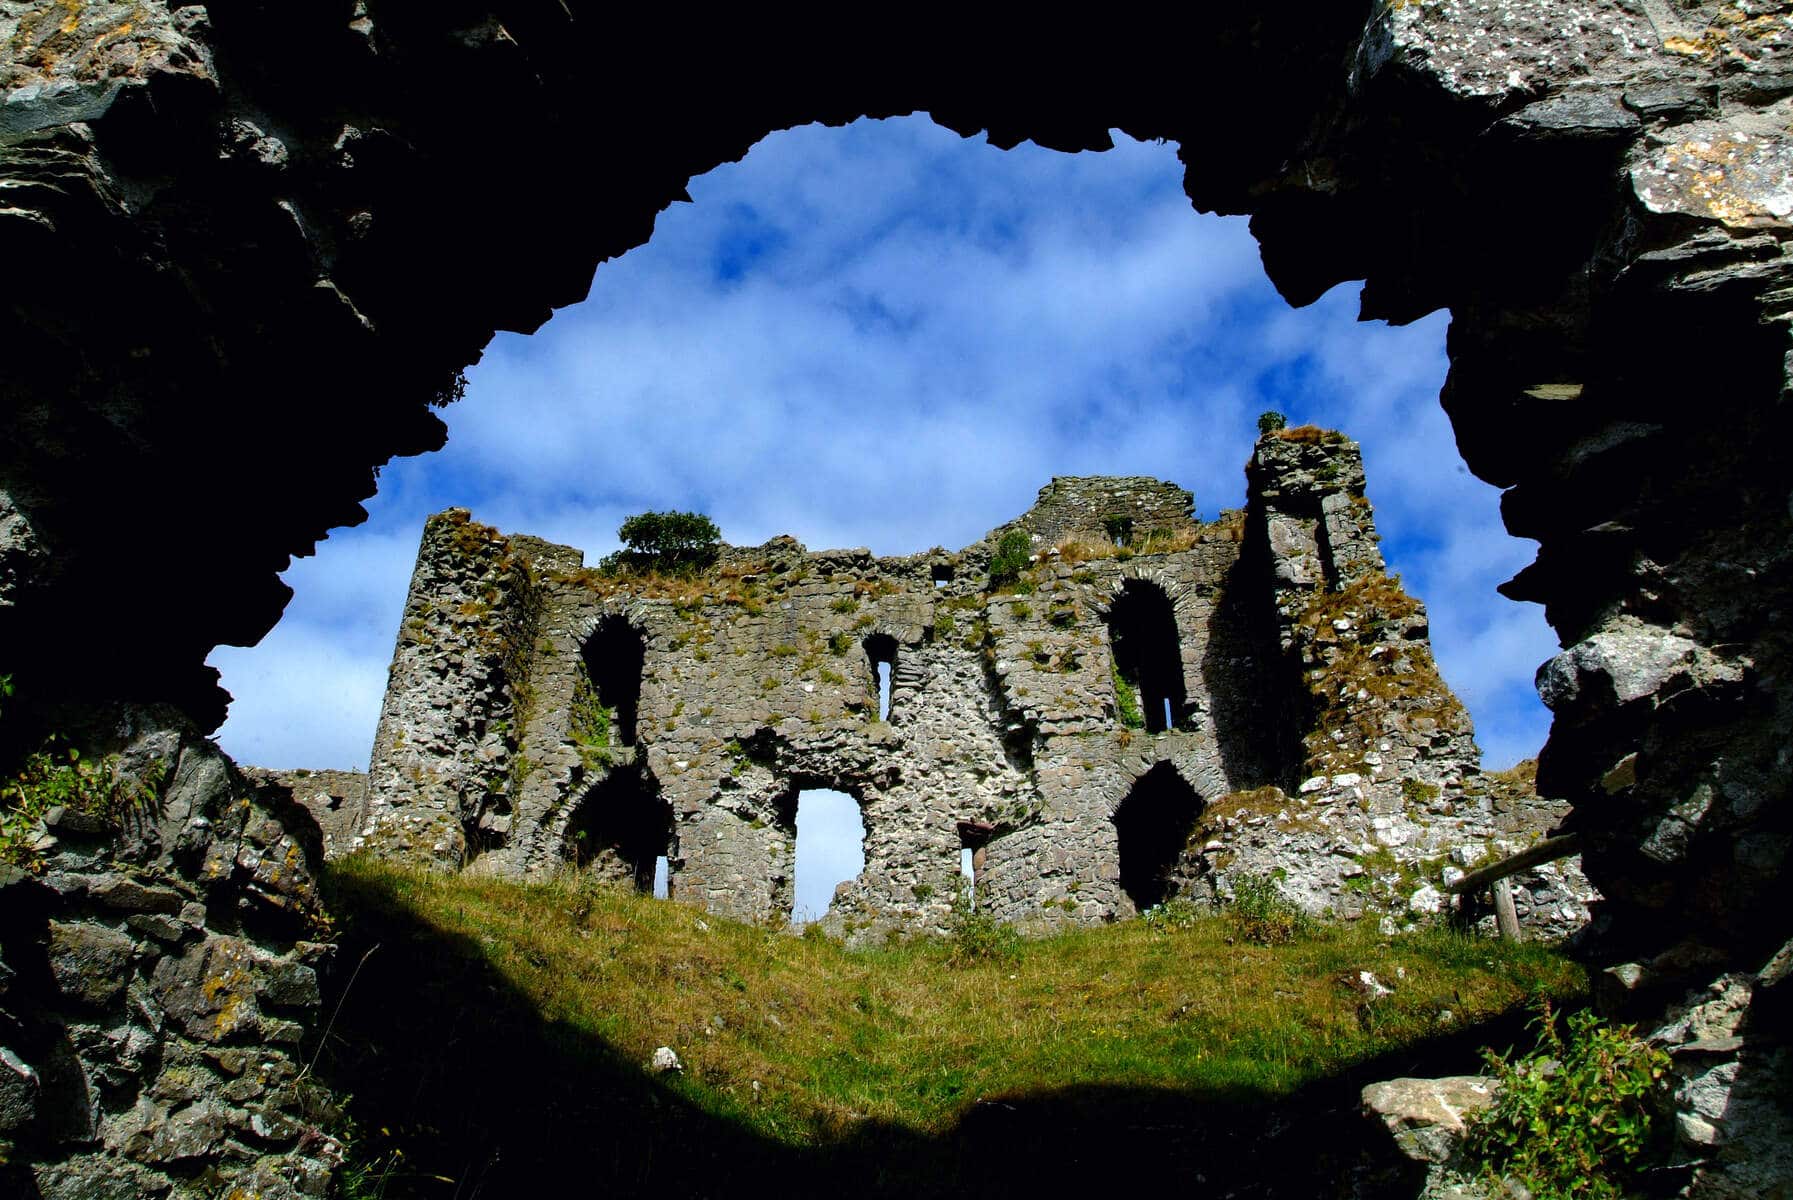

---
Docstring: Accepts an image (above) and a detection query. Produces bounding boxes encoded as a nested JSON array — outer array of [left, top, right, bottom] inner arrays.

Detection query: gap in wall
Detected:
[[791, 788, 865, 924]]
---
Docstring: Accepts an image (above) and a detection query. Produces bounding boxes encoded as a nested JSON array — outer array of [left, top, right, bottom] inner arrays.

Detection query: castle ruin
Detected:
[[293, 428, 1586, 941]]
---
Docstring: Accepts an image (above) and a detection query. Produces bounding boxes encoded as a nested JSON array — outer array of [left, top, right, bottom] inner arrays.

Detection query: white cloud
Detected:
[[210, 116, 1556, 791]]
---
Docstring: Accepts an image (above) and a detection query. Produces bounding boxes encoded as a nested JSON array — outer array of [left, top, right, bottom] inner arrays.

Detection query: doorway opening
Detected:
[[563, 765, 673, 895], [582, 615, 645, 748], [1112, 762, 1203, 911], [790, 787, 866, 924], [1107, 580, 1186, 734]]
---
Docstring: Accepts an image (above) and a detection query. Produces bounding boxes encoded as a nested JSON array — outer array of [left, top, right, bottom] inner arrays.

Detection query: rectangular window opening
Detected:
[[960, 846, 976, 908], [653, 854, 669, 899]]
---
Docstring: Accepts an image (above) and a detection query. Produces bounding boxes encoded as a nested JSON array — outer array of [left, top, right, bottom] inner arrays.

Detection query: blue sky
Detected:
[[208, 117, 1559, 914]]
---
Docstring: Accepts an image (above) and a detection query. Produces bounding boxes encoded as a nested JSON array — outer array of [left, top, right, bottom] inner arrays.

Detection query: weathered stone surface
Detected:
[[1361, 1074, 1495, 1165], [241, 766, 369, 860], [0, 707, 341, 1198]]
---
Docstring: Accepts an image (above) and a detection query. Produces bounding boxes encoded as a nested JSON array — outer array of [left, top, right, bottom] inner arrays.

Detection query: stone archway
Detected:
[[1112, 761, 1206, 911]]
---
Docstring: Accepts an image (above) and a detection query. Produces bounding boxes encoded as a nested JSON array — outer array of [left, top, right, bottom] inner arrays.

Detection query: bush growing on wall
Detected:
[[1257, 410, 1287, 435], [601, 510, 722, 573], [987, 530, 1033, 589]]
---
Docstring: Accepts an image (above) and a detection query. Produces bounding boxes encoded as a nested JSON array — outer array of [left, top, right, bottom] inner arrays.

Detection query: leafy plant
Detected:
[[1257, 410, 1288, 435], [1228, 871, 1310, 946], [569, 673, 615, 770], [1111, 662, 1145, 730], [1462, 1003, 1671, 1200], [1, 738, 164, 870], [429, 369, 469, 409], [1140, 899, 1202, 931], [945, 889, 1020, 966], [987, 530, 1032, 590], [601, 510, 722, 573]]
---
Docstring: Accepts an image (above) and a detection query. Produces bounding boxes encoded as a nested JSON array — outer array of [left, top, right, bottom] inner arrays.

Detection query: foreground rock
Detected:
[[0, 707, 341, 1199]]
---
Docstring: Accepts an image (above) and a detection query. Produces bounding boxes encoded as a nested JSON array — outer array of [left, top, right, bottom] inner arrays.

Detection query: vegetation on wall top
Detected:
[[600, 510, 723, 574]]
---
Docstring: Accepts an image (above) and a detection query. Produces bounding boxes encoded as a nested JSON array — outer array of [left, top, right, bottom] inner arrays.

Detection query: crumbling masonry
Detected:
[[325, 430, 1587, 942]]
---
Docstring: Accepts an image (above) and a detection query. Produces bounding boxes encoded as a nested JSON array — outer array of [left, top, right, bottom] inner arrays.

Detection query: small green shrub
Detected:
[[829, 597, 859, 614], [1400, 777, 1442, 805], [945, 892, 1020, 966], [1257, 410, 1287, 435], [1140, 899, 1202, 932], [987, 530, 1033, 590], [1229, 872, 1310, 946], [569, 673, 615, 770], [1462, 1003, 1671, 1200]]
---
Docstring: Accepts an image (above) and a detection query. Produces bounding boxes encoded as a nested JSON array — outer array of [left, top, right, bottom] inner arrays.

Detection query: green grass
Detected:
[[321, 857, 1584, 1195]]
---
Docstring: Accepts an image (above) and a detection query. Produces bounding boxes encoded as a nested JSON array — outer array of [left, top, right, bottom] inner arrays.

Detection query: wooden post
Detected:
[[1493, 877, 1521, 943]]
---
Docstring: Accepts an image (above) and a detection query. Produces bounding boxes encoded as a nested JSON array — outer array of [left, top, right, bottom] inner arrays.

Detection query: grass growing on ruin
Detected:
[[324, 858, 1584, 1164]]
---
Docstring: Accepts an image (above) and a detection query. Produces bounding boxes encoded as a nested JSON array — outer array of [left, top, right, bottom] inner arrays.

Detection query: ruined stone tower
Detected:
[[318, 427, 1551, 941]]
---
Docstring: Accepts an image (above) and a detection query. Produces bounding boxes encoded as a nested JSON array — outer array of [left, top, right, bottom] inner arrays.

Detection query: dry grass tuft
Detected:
[[1271, 424, 1348, 445]]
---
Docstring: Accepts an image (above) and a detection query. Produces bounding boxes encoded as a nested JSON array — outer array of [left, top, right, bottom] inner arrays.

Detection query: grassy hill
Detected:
[[318, 859, 1585, 1198]]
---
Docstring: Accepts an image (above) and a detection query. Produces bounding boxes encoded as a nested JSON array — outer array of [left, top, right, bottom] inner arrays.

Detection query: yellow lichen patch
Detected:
[[1296, 576, 1470, 773], [1662, 6, 1789, 62], [1650, 136, 1793, 227]]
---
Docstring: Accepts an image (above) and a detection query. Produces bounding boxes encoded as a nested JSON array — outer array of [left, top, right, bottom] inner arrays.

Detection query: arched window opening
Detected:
[[563, 767, 672, 895], [863, 633, 898, 722], [1107, 580, 1186, 734], [790, 787, 866, 925], [582, 615, 645, 747], [1112, 763, 1203, 911]]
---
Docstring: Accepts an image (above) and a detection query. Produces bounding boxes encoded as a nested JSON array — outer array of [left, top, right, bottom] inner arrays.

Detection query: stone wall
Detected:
[[241, 767, 368, 860], [353, 445, 1534, 941], [0, 706, 340, 1199]]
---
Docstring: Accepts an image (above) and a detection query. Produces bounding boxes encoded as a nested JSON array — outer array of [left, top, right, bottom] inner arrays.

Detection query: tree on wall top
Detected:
[[603, 511, 722, 573], [1257, 410, 1287, 435]]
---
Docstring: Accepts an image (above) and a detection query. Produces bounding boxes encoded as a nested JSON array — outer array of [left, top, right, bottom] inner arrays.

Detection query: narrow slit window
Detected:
[[652, 854, 669, 899], [863, 634, 898, 723], [960, 846, 976, 907]]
